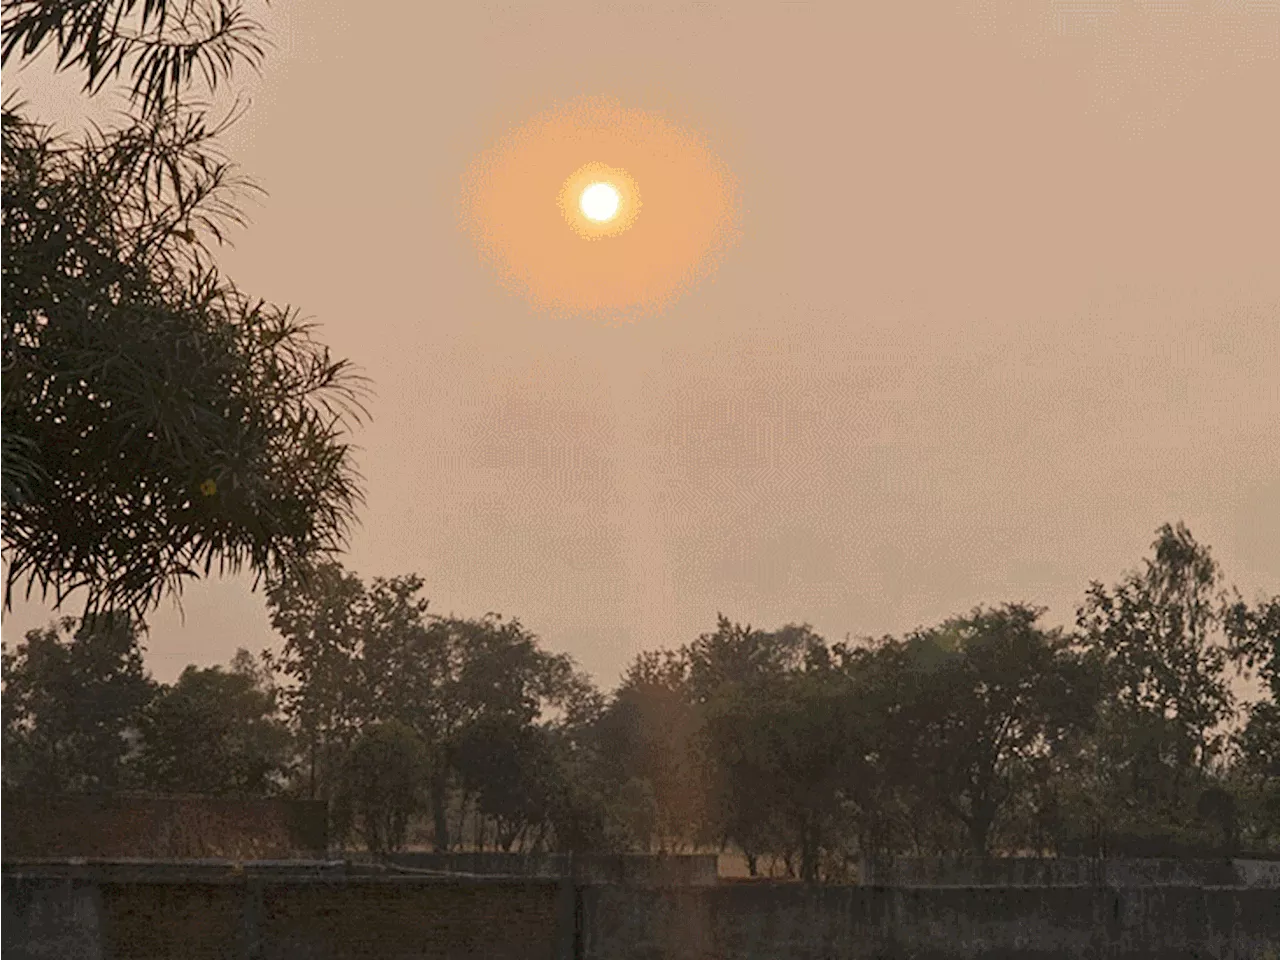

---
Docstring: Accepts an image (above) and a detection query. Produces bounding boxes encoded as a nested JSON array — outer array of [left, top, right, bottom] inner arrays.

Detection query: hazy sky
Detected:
[[3, 1, 1278, 687]]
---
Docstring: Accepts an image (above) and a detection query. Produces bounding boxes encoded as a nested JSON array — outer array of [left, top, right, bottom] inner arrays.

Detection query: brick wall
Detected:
[[582, 884, 1280, 960], [6, 868, 1280, 959], [4, 875, 567, 960], [258, 881, 563, 959], [862, 855, 1280, 887], [99, 883, 245, 960]]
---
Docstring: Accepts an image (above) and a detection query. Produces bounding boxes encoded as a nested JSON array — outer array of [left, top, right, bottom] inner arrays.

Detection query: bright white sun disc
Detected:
[[580, 182, 620, 222]]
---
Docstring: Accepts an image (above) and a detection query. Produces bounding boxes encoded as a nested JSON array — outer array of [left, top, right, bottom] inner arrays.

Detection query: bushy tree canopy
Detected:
[[2, 613, 154, 791], [2, 0, 366, 616], [137, 650, 291, 795]]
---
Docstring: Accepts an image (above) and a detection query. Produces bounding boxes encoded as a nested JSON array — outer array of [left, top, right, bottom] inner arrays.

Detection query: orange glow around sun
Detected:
[[459, 96, 742, 323]]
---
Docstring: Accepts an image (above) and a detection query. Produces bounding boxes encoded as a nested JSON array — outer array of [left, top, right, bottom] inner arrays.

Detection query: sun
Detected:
[[557, 162, 641, 240], [580, 182, 620, 222], [460, 95, 742, 320]]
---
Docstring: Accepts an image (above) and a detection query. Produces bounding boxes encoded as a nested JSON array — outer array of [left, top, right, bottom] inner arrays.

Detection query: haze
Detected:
[[2, 1, 1277, 686]]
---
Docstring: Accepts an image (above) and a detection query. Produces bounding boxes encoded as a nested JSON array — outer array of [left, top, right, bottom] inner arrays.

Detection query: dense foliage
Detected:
[[4, 523, 1277, 868], [1, 0, 365, 615]]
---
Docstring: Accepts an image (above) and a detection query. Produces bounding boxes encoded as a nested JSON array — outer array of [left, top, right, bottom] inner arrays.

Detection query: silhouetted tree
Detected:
[[707, 658, 865, 881], [265, 563, 595, 852], [597, 649, 709, 853], [2, 0, 365, 617], [453, 714, 558, 851], [137, 649, 290, 795], [2, 613, 155, 792], [265, 563, 369, 800], [1074, 523, 1238, 849], [684, 615, 814, 707], [614, 777, 660, 853], [879, 605, 1099, 856], [1078, 523, 1235, 768], [1225, 593, 1280, 845], [425, 613, 585, 850], [332, 721, 429, 857]]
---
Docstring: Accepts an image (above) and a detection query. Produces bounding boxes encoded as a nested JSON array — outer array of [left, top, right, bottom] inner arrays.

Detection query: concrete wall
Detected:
[[1236, 859, 1280, 888], [1, 879, 104, 960], [3, 873, 569, 960], [862, 856, 1280, 888], [381, 851, 719, 886], [583, 885, 1280, 960], [6, 866, 1280, 959], [2, 795, 328, 860]]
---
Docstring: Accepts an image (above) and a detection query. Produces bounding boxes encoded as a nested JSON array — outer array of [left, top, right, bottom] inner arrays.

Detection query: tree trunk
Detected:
[[967, 793, 998, 860], [431, 769, 450, 851], [499, 823, 518, 852], [456, 791, 472, 850], [800, 821, 820, 884], [969, 803, 994, 857], [529, 822, 548, 853]]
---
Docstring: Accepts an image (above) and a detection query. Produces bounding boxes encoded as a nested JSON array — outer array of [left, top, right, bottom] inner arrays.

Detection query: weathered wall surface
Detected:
[[254, 880, 565, 960], [1237, 859, 1280, 888], [98, 882, 247, 960], [3, 875, 567, 960], [1, 879, 104, 960], [5, 869, 1280, 959], [582, 885, 1280, 960], [862, 856, 1280, 888], [2, 795, 329, 860]]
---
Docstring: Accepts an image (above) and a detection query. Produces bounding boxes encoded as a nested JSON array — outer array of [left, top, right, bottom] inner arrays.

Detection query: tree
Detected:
[[614, 777, 660, 853], [2, 612, 155, 792], [684, 615, 814, 707], [137, 649, 290, 795], [264, 563, 370, 800], [537, 682, 626, 855], [596, 649, 710, 853], [1, 431, 42, 508], [3, 0, 267, 121], [697, 619, 833, 859], [423, 613, 586, 851], [706, 661, 864, 882], [265, 564, 594, 851], [1226, 595, 1280, 701], [356, 573, 439, 731], [827, 636, 956, 862], [1236, 699, 1280, 790], [1074, 523, 1238, 848], [1077, 523, 1235, 769], [2, 0, 366, 617], [0, 632, 21, 788], [452, 714, 558, 851], [683, 618, 859, 878], [541, 735, 625, 855], [1196, 784, 1239, 852], [332, 721, 429, 857], [1225, 594, 1280, 845], [881, 604, 1099, 856]]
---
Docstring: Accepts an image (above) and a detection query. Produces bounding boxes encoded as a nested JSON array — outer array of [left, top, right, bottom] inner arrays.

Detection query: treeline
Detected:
[[3, 522, 1277, 878]]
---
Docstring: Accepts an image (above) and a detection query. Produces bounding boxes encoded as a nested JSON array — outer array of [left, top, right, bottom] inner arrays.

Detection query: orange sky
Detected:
[[2, 1, 1278, 689]]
